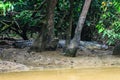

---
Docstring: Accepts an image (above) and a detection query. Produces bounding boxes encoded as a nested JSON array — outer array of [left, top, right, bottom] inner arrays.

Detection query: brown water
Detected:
[[0, 67, 120, 80]]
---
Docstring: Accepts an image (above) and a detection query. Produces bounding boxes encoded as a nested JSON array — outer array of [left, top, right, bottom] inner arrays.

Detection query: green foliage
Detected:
[[0, 0, 120, 43], [55, 0, 83, 38], [58, 0, 70, 10], [0, 1, 13, 16], [96, 0, 120, 45], [0, 0, 43, 39], [15, 10, 33, 25]]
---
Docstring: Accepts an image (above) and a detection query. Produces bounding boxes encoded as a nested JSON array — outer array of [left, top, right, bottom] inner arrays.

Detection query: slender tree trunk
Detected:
[[29, 0, 58, 52], [64, 0, 74, 51], [64, 0, 92, 57]]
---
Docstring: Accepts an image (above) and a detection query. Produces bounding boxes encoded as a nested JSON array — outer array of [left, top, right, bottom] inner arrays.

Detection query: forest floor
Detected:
[[1, 46, 120, 73]]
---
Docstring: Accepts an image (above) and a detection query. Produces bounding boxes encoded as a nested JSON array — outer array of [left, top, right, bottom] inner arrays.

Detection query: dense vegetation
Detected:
[[0, 0, 120, 56]]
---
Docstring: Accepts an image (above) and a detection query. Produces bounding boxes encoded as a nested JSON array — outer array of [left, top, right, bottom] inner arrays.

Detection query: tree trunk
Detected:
[[29, 0, 58, 52], [45, 0, 58, 50], [64, 0, 92, 57], [113, 44, 120, 56], [64, 0, 73, 52]]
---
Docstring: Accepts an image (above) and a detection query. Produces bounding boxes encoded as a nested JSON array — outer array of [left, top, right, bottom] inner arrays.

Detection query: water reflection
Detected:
[[0, 67, 120, 80]]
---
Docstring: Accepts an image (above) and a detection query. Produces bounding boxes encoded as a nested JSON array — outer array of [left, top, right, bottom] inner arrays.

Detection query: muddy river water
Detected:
[[0, 67, 120, 80]]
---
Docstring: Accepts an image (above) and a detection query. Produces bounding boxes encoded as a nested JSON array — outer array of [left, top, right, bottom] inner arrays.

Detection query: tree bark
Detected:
[[64, 0, 74, 52], [64, 0, 92, 57], [46, 0, 58, 43], [113, 44, 120, 55], [29, 0, 58, 52]]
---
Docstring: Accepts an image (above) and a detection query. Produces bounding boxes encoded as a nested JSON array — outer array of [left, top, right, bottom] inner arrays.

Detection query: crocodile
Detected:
[[12, 39, 108, 50], [12, 40, 33, 48], [58, 40, 108, 50], [79, 41, 108, 50]]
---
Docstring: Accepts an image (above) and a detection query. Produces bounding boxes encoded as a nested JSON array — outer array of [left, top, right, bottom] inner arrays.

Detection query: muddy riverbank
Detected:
[[0, 47, 120, 73]]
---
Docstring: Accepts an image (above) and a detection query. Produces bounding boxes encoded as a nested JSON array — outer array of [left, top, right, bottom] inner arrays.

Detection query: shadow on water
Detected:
[[0, 67, 120, 80]]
